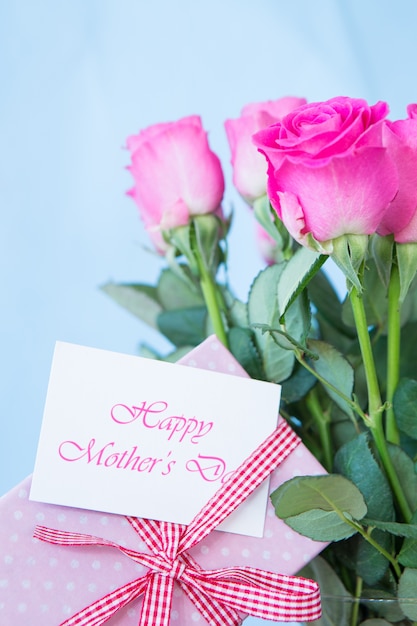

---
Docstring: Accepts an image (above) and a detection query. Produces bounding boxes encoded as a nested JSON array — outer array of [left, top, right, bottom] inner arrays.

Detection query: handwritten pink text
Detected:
[[110, 401, 213, 444], [186, 454, 233, 483], [58, 438, 176, 475]]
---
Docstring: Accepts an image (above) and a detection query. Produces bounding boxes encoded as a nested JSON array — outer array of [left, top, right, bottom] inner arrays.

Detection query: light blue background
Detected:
[[1, 2, 416, 623]]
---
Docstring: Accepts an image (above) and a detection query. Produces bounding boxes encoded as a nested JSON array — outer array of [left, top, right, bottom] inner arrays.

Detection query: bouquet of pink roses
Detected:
[[103, 96, 417, 625]]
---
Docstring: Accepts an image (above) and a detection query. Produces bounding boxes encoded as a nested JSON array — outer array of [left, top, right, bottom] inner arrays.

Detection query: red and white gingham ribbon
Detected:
[[34, 420, 321, 625]]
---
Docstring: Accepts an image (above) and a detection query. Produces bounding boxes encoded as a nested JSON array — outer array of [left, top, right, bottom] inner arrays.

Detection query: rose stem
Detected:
[[196, 252, 229, 348], [386, 262, 401, 444], [349, 284, 411, 522]]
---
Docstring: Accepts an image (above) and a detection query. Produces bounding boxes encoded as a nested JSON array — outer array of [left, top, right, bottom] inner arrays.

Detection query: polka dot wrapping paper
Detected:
[[0, 336, 328, 625]]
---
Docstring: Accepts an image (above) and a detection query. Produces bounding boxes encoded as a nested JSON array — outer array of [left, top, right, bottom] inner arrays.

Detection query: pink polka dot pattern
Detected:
[[0, 336, 327, 625]]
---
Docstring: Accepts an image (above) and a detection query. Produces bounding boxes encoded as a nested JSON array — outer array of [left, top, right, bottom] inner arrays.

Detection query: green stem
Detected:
[[323, 494, 402, 577], [349, 285, 412, 522], [197, 255, 229, 348], [349, 285, 382, 418], [386, 262, 401, 444], [350, 577, 363, 626], [336, 514, 402, 579], [305, 389, 333, 471], [355, 523, 402, 578]]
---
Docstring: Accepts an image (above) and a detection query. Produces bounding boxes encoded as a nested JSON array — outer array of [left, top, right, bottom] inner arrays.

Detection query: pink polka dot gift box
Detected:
[[0, 336, 327, 625]]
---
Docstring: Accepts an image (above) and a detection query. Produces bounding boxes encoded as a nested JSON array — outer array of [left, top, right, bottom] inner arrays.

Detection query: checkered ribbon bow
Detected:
[[34, 420, 321, 625]]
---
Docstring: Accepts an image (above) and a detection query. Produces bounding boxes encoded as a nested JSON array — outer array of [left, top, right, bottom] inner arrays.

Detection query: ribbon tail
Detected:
[[60, 576, 149, 626], [139, 573, 175, 626], [183, 567, 321, 623]]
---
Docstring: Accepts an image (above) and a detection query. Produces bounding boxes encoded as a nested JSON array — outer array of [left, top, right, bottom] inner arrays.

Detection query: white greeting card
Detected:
[[30, 342, 281, 537]]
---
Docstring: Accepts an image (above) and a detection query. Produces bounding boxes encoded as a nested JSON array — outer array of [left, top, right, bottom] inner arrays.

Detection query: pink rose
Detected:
[[377, 106, 417, 242], [253, 96, 399, 251], [224, 97, 307, 203], [127, 115, 225, 252]]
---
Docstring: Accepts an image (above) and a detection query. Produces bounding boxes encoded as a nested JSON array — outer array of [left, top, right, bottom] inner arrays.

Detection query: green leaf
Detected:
[[101, 282, 162, 328], [253, 290, 312, 358], [280, 361, 316, 404], [355, 530, 391, 585], [398, 511, 417, 568], [402, 280, 417, 324], [397, 241, 417, 303], [329, 406, 358, 452], [157, 268, 204, 310], [157, 306, 207, 347], [307, 339, 355, 419], [332, 524, 392, 587], [334, 433, 394, 584], [299, 556, 353, 626], [248, 266, 295, 382], [373, 322, 417, 398], [393, 378, 417, 440], [387, 443, 417, 512], [398, 568, 417, 619], [360, 617, 392, 626], [285, 289, 312, 346], [362, 518, 417, 539], [136, 344, 195, 362], [271, 474, 367, 541], [308, 270, 355, 337], [227, 327, 264, 381], [137, 344, 160, 359], [222, 290, 248, 328], [300, 554, 351, 595], [334, 433, 394, 521], [162, 346, 195, 363], [277, 246, 326, 322]]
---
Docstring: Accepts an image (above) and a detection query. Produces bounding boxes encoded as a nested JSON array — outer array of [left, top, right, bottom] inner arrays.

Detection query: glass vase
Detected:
[[303, 595, 417, 626]]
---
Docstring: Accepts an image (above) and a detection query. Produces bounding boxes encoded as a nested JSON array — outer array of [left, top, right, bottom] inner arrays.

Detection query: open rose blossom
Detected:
[[253, 96, 399, 251], [377, 104, 417, 242], [127, 115, 225, 252], [224, 97, 306, 203]]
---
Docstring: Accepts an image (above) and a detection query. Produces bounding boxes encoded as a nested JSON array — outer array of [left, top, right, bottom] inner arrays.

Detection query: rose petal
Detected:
[[378, 118, 417, 240], [268, 148, 398, 242]]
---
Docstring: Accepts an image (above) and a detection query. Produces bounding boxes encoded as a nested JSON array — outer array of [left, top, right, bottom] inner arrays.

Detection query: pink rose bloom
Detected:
[[127, 115, 225, 252], [378, 105, 417, 242], [224, 97, 307, 203], [253, 96, 399, 251]]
